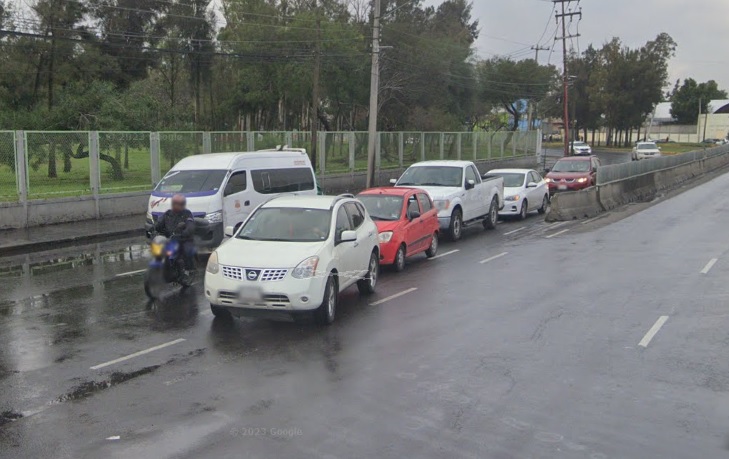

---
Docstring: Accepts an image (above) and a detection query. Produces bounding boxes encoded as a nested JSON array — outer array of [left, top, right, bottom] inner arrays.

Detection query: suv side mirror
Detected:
[[592, 167, 598, 173], [224, 225, 235, 237], [338, 230, 357, 244], [526, 182, 538, 188], [408, 210, 421, 220], [389, 178, 397, 185], [544, 168, 550, 173], [465, 179, 475, 190]]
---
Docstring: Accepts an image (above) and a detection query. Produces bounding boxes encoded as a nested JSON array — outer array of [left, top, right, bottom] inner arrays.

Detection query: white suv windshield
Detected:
[[398, 166, 463, 187], [237, 207, 332, 242]]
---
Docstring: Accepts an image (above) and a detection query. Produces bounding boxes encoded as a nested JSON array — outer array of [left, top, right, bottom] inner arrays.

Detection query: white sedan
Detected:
[[571, 141, 592, 156], [632, 142, 662, 160], [487, 169, 550, 220], [205, 195, 380, 325]]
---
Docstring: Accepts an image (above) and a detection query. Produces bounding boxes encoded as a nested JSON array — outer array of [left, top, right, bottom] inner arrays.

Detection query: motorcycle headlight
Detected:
[[379, 231, 394, 243], [206, 251, 219, 274], [433, 200, 450, 211], [150, 243, 164, 257], [205, 211, 223, 224], [505, 195, 520, 202], [292, 256, 319, 279]]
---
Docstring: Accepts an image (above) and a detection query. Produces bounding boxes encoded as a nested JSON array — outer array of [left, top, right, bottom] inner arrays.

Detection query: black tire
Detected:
[[425, 232, 439, 258], [518, 199, 528, 220], [538, 194, 549, 214], [357, 251, 379, 295], [144, 268, 164, 299], [315, 275, 338, 325], [393, 245, 406, 272], [448, 208, 463, 241], [210, 304, 232, 319], [483, 196, 499, 230]]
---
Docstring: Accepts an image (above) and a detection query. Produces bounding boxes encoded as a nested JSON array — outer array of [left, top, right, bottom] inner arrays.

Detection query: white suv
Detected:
[[205, 195, 380, 324]]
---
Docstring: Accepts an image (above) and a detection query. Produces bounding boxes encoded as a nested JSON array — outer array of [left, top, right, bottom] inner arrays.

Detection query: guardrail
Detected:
[[597, 145, 729, 185], [0, 130, 541, 204]]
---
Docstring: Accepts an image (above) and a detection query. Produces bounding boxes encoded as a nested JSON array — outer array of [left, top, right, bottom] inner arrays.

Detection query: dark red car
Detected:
[[356, 187, 439, 272], [545, 156, 601, 194]]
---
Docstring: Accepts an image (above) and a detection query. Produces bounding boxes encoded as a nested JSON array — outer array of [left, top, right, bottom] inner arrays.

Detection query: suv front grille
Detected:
[[221, 266, 289, 282]]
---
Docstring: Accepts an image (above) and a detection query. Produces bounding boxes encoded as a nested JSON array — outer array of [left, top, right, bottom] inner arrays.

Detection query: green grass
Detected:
[[0, 163, 17, 201]]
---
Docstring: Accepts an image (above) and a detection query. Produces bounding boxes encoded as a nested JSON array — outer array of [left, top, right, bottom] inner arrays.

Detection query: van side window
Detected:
[[224, 171, 247, 196], [251, 168, 315, 194], [344, 202, 365, 229]]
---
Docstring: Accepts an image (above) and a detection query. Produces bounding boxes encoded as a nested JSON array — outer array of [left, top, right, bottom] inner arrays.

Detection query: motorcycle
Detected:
[[144, 231, 195, 299]]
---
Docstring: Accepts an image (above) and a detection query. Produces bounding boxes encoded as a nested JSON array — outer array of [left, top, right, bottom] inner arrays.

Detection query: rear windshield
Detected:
[[357, 195, 404, 221], [155, 170, 226, 193], [251, 168, 315, 194], [551, 160, 590, 173], [490, 173, 525, 188]]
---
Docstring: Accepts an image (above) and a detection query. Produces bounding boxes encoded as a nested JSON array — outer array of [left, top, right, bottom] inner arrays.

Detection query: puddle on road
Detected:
[[57, 365, 160, 403], [0, 241, 148, 280]]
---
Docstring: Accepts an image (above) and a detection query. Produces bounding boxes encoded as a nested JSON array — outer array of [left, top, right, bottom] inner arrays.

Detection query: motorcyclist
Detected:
[[154, 194, 196, 277]]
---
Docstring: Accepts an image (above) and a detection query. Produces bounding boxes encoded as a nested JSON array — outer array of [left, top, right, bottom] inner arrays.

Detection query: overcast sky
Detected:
[[425, 0, 729, 91]]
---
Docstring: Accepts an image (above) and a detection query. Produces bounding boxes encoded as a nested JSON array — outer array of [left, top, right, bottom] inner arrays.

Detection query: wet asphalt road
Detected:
[[4, 165, 729, 458]]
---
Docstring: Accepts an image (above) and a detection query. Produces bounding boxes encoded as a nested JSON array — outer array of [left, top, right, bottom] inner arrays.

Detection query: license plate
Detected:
[[558, 185, 568, 190], [238, 286, 263, 302]]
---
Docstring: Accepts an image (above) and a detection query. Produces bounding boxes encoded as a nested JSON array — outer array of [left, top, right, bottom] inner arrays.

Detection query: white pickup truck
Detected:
[[391, 160, 504, 241]]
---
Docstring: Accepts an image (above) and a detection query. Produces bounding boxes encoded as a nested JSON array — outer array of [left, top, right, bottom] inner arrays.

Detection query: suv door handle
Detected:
[[353, 241, 360, 247]]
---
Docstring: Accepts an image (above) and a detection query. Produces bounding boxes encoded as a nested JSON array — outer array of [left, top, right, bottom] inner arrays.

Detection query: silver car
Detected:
[[632, 142, 662, 160]]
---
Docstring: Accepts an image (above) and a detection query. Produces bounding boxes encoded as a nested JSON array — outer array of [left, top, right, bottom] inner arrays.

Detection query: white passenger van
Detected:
[[145, 148, 317, 249]]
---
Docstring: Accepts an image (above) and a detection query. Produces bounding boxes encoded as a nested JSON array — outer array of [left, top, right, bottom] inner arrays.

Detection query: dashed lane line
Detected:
[[428, 249, 459, 260], [700, 258, 718, 274], [370, 287, 418, 306], [90, 338, 187, 370], [503, 227, 526, 236], [479, 252, 509, 265], [545, 229, 570, 239], [114, 269, 147, 278], [638, 316, 669, 348]]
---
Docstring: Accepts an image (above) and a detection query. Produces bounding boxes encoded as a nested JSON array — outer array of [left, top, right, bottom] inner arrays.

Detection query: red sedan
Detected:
[[357, 187, 440, 271]]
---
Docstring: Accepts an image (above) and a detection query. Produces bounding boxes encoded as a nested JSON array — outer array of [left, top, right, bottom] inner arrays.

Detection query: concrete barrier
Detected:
[[546, 187, 602, 222], [0, 156, 538, 230]]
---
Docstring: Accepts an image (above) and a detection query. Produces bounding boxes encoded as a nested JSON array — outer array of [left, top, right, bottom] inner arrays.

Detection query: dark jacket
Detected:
[[154, 209, 195, 240]]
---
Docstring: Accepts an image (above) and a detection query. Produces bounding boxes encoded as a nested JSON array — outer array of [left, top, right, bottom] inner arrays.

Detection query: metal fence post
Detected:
[[349, 132, 356, 172], [398, 132, 404, 167], [457, 133, 462, 160], [15, 131, 27, 204], [150, 132, 161, 185], [89, 131, 101, 218], [501, 136, 505, 159], [439, 133, 445, 159], [247, 131, 254, 151], [487, 134, 492, 160], [285, 131, 292, 147], [376, 132, 381, 170], [512, 133, 517, 157], [473, 132, 478, 160], [536, 129, 543, 157], [420, 132, 425, 161], [319, 133, 326, 174], [202, 132, 212, 154]]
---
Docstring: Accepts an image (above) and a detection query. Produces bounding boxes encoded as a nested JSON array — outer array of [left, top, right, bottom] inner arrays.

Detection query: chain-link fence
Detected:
[[25, 131, 91, 199], [2, 129, 541, 203], [0, 131, 16, 201]]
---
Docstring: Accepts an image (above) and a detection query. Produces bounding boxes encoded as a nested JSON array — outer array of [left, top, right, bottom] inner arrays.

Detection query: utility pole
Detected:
[[553, 0, 581, 156], [311, 1, 321, 170], [366, 0, 381, 188], [529, 45, 550, 129]]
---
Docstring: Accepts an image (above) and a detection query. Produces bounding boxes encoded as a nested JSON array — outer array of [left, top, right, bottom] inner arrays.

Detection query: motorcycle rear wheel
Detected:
[[144, 268, 165, 299]]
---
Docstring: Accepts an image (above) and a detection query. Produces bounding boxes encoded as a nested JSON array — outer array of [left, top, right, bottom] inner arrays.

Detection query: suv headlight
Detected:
[[206, 251, 219, 274], [545, 178, 553, 183], [433, 199, 450, 211], [505, 195, 520, 202], [577, 177, 588, 183], [292, 256, 319, 279], [379, 231, 394, 243], [205, 211, 223, 224]]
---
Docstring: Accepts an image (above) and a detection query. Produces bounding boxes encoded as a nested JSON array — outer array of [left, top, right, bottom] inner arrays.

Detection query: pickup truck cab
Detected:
[[391, 160, 504, 241]]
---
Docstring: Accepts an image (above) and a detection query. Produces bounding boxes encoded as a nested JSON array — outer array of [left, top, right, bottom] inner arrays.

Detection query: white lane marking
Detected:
[[428, 249, 459, 260], [700, 258, 718, 274], [638, 316, 669, 348], [547, 221, 568, 229], [581, 215, 604, 225], [545, 229, 570, 239], [114, 269, 146, 278], [504, 227, 526, 236], [479, 252, 509, 265], [90, 338, 186, 370], [370, 287, 418, 306], [106, 436, 121, 441]]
